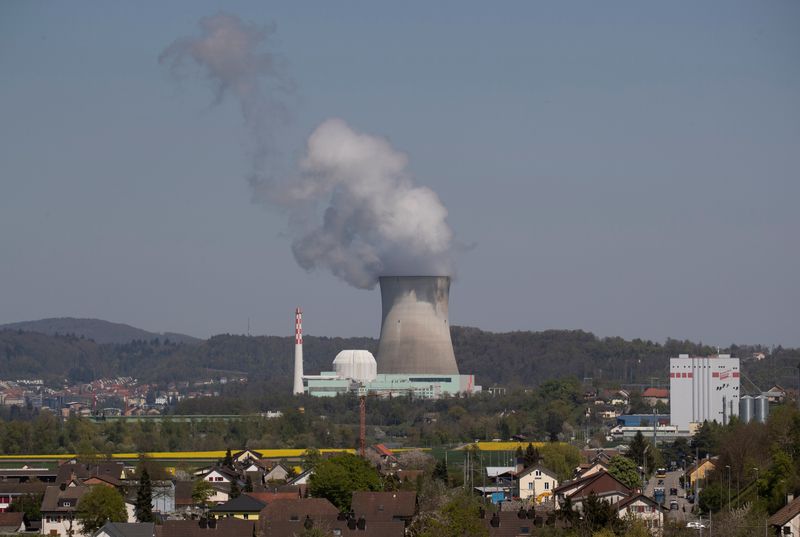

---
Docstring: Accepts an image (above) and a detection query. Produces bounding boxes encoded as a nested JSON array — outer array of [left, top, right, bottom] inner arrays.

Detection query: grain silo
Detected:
[[739, 395, 754, 424], [376, 276, 459, 374], [754, 395, 769, 424]]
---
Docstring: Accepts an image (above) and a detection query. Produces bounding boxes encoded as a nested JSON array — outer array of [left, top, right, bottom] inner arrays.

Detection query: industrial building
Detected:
[[669, 354, 740, 431], [303, 349, 479, 398], [292, 275, 480, 399]]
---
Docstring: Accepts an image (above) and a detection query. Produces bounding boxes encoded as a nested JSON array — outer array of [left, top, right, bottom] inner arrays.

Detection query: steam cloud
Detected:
[[160, 13, 454, 289]]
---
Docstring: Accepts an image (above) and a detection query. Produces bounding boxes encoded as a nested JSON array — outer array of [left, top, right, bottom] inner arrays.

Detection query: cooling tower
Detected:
[[376, 276, 460, 374]]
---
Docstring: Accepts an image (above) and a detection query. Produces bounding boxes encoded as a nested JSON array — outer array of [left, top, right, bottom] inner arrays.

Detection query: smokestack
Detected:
[[376, 276, 459, 374], [293, 307, 304, 395]]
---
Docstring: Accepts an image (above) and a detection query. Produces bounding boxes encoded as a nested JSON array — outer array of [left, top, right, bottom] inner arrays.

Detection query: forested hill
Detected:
[[0, 326, 795, 390], [0, 317, 201, 345]]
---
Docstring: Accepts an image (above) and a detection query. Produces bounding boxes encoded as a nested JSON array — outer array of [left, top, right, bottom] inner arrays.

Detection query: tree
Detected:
[[223, 448, 233, 468], [229, 479, 241, 499], [76, 485, 127, 534], [244, 474, 254, 493], [432, 459, 449, 483], [135, 468, 154, 522], [607, 455, 642, 490], [192, 479, 215, 506], [308, 454, 381, 510], [699, 482, 724, 513], [523, 443, 540, 468], [626, 432, 654, 474], [582, 491, 619, 532], [8, 493, 43, 521], [418, 492, 488, 537]]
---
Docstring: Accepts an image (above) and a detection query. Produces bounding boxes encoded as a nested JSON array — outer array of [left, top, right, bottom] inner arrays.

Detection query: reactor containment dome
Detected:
[[333, 350, 378, 383]]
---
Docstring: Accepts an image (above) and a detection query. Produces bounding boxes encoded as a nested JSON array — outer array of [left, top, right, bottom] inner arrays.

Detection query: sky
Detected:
[[1, 1, 798, 346]]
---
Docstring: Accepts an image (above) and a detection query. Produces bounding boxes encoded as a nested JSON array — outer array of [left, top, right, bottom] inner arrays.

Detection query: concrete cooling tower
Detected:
[[376, 276, 460, 374]]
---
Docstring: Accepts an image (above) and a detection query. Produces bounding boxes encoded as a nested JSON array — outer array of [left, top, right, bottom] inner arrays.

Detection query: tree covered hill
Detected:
[[0, 317, 201, 345], [0, 325, 795, 390]]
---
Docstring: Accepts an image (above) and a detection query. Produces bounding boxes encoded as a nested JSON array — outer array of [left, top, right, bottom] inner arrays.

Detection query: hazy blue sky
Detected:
[[1, 1, 798, 346]]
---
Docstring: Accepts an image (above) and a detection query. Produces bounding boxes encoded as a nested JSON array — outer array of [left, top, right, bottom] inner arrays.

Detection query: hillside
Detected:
[[0, 317, 201, 345], [1, 325, 795, 390]]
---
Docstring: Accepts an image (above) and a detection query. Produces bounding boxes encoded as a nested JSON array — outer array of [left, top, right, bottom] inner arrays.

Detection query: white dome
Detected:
[[333, 350, 377, 383]]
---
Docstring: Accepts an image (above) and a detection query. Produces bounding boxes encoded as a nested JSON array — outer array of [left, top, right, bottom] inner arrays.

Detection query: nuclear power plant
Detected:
[[293, 276, 480, 399], [376, 276, 459, 374]]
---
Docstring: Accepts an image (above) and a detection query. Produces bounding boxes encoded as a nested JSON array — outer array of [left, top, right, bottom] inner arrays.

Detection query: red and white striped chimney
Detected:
[[293, 307, 304, 395]]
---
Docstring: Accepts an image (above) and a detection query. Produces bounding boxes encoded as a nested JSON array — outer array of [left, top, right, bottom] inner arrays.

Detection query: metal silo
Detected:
[[755, 395, 769, 424], [376, 276, 459, 374], [739, 396, 753, 424]]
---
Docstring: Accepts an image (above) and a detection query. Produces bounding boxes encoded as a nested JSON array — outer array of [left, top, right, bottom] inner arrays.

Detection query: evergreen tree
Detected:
[[626, 431, 655, 474], [523, 443, 540, 467], [135, 468, 154, 522], [432, 459, 449, 483], [223, 448, 233, 468], [230, 479, 241, 499], [244, 474, 253, 493]]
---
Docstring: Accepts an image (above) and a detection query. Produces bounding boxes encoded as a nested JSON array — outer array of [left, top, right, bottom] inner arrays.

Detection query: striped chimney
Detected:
[[292, 307, 304, 395]]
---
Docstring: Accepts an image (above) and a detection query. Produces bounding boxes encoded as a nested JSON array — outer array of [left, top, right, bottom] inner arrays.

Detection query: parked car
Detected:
[[670, 499, 679, 510], [670, 487, 678, 496]]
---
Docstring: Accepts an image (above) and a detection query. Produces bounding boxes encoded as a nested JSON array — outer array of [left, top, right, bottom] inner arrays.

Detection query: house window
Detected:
[[528, 483, 533, 490], [535, 470, 541, 476], [520, 527, 530, 534], [544, 482, 550, 490], [243, 514, 249, 519]]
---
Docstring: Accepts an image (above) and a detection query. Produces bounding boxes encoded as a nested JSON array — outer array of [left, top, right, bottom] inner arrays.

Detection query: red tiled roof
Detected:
[[769, 496, 800, 526], [642, 388, 669, 398]]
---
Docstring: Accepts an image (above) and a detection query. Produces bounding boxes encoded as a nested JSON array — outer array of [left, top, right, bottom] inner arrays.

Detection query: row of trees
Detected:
[[7, 325, 789, 388]]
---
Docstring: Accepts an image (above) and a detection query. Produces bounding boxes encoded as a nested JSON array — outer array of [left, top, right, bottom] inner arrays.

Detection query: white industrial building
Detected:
[[669, 354, 740, 431]]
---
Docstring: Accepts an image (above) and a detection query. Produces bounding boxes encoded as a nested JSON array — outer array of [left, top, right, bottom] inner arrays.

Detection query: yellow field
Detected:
[[465, 441, 548, 451], [0, 448, 355, 461]]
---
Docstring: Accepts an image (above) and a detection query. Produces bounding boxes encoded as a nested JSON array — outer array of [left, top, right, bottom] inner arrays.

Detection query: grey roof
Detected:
[[94, 522, 156, 537], [208, 494, 266, 513]]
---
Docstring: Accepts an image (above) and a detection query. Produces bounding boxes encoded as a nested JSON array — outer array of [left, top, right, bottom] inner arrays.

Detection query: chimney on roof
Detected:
[[199, 518, 207, 529], [789, 493, 795, 504], [304, 515, 313, 529], [208, 518, 217, 529], [356, 516, 366, 530]]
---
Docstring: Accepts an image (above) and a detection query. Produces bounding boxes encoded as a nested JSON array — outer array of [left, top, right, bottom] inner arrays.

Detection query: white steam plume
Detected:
[[160, 13, 455, 289]]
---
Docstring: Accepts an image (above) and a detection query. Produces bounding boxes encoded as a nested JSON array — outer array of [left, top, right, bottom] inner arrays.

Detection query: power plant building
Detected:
[[669, 354, 740, 431], [297, 276, 480, 399]]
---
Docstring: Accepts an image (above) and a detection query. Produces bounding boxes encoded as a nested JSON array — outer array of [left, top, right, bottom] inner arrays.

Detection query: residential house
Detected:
[[287, 469, 313, 486], [208, 494, 266, 520], [686, 458, 717, 487], [155, 518, 254, 537], [258, 498, 404, 537], [92, 522, 156, 537], [641, 388, 669, 407], [516, 465, 559, 504], [575, 461, 609, 479], [769, 495, 800, 537], [351, 491, 417, 527], [482, 510, 537, 537], [616, 494, 666, 536], [0, 512, 26, 534], [263, 463, 291, 483], [41, 482, 89, 537], [0, 481, 48, 512], [198, 467, 238, 485], [232, 449, 263, 464], [553, 471, 632, 513], [765, 385, 787, 404]]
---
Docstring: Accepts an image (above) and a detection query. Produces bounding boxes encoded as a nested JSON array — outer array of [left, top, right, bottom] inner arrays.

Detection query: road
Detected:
[[643, 469, 703, 526]]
